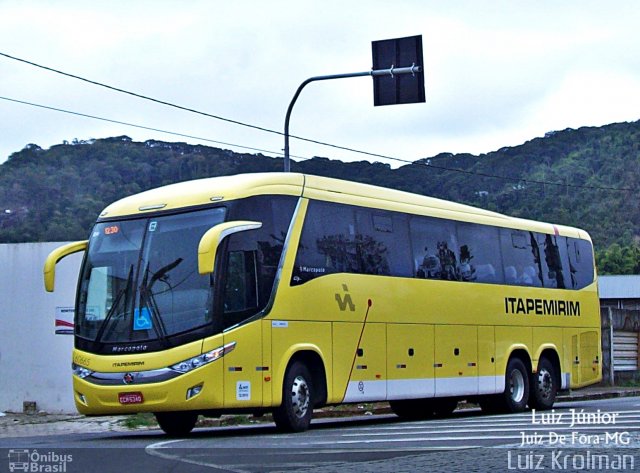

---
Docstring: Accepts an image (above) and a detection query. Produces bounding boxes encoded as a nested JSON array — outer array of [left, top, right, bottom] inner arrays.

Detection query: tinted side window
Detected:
[[292, 202, 412, 285], [292, 201, 359, 285], [537, 234, 571, 289], [410, 216, 459, 281], [500, 229, 543, 287], [457, 222, 504, 284], [356, 209, 412, 277], [567, 238, 595, 289]]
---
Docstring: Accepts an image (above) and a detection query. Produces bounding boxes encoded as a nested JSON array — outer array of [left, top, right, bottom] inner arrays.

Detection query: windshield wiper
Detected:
[[95, 265, 133, 343], [137, 259, 183, 346]]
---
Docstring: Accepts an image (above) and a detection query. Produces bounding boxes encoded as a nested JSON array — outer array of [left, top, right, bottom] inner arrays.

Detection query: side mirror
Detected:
[[44, 240, 88, 292], [198, 221, 262, 275]]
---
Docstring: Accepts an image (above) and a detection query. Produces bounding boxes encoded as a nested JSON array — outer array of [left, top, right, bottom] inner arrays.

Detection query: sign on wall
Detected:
[[55, 306, 74, 335]]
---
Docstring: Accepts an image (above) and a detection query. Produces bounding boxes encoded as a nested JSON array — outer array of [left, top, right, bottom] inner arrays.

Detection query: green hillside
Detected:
[[1, 121, 639, 273]]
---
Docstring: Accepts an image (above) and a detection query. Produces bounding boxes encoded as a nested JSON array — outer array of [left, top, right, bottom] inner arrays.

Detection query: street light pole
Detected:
[[283, 65, 422, 172]]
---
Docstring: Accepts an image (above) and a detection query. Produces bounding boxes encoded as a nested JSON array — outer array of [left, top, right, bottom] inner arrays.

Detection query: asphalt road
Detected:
[[3, 397, 640, 472]]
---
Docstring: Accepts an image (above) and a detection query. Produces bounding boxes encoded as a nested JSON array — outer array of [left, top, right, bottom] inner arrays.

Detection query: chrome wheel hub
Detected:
[[509, 369, 525, 403], [536, 369, 553, 400], [291, 375, 310, 418]]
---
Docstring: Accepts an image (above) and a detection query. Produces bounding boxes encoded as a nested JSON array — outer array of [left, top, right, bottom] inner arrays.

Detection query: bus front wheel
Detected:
[[273, 361, 313, 432], [155, 411, 198, 436]]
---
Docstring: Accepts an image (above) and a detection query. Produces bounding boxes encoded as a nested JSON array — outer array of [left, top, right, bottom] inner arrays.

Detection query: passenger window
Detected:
[[568, 238, 595, 289], [456, 223, 504, 284], [291, 202, 412, 284], [356, 210, 411, 277], [538, 234, 571, 289], [410, 217, 459, 281], [500, 229, 543, 287], [292, 201, 359, 285]]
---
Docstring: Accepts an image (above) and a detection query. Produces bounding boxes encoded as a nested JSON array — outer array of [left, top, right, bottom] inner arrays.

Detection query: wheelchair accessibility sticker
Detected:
[[133, 307, 153, 330]]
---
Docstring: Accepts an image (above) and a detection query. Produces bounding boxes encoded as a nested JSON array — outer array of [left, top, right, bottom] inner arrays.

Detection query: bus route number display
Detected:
[[104, 225, 120, 235]]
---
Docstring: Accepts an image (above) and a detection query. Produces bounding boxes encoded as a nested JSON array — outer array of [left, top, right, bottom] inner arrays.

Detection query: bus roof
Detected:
[[98, 172, 588, 239]]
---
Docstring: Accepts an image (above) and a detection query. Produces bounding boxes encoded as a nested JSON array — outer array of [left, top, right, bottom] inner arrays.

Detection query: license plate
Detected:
[[118, 392, 144, 405]]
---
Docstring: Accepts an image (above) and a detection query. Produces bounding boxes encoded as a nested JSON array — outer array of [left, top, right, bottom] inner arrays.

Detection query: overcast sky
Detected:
[[1, 1, 639, 168]]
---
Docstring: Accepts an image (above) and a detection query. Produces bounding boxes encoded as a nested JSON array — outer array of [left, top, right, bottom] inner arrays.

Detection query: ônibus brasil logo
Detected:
[[8, 449, 72, 472]]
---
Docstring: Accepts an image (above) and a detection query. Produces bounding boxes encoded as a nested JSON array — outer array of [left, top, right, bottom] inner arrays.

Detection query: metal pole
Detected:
[[609, 307, 615, 386], [283, 65, 422, 172]]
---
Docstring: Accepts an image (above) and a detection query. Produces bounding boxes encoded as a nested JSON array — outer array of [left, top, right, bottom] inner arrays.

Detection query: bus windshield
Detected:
[[76, 207, 226, 345]]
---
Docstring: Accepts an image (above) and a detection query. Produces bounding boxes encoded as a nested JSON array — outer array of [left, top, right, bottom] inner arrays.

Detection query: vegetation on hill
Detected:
[[1, 121, 639, 274]]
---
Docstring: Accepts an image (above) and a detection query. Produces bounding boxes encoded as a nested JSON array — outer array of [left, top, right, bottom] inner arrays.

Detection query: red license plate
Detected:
[[118, 392, 144, 405]]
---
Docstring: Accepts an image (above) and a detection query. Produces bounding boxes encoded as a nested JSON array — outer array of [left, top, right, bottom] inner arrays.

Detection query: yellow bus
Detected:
[[44, 172, 601, 435]]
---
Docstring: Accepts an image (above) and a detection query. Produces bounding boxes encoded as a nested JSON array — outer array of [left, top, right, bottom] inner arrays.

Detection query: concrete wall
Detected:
[[0, 243, 82, 414]]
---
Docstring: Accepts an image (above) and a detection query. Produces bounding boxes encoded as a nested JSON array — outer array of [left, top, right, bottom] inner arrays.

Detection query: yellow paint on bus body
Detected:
[[47, 173, 600, 416]]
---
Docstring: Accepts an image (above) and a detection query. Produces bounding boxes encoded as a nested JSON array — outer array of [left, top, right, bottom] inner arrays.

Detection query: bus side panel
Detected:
[[563, 328, 602, 389], [478, 326, 497, 394], [261, 319, 273, 407], [564, 328, 581, 388], [580, 330, 601, 385], [386, 323, 435, 400], [331, 322, 361, 404], [434, 325, 478, 396], [495, 326, 533, 390], [532, 327, 563, 373], [270, 320, 332, 407], [335, 322, 387, 403]]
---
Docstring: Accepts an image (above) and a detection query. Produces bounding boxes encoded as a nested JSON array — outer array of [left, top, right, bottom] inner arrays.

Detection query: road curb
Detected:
[[557, 389, 640, 403]]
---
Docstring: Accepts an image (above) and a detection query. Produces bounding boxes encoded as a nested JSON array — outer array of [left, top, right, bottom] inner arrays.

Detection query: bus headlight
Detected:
[[171, 341, 236, 374], [72, 363, 93, 379]]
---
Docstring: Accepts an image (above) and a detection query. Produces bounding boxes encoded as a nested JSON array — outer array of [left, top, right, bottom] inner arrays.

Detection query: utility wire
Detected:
[[0, 52, 636, 192], [2, 94, 636, 193], [0, 52, 280, 135], [420, 159, 637, 192], [0, 95, 309, 160], [0, 51, 443, 165]]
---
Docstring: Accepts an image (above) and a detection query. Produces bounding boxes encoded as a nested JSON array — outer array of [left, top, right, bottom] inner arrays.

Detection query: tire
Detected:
[[389, 399, 434, 420], [501, 357, 530, 413], [273, 361, 313, 432], [528, 357, 558, 410], [155, 411, 198, 436]]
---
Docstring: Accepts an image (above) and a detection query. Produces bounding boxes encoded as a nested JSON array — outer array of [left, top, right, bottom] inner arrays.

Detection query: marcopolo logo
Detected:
[[335, 284, 356, 312], [8, 449, 72, 472]]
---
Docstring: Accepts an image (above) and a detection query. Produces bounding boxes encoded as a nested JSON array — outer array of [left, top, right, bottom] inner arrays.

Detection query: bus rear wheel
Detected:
[[528, 357, 558, 410], [482, 358, 530, 414], [155, 411, 198, 436], [502, 357, 530, 413], [273, 361, 313, 432]]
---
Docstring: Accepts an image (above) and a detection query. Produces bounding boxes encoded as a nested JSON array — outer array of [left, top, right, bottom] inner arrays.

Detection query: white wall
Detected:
[[0, 243, 82, 414]]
